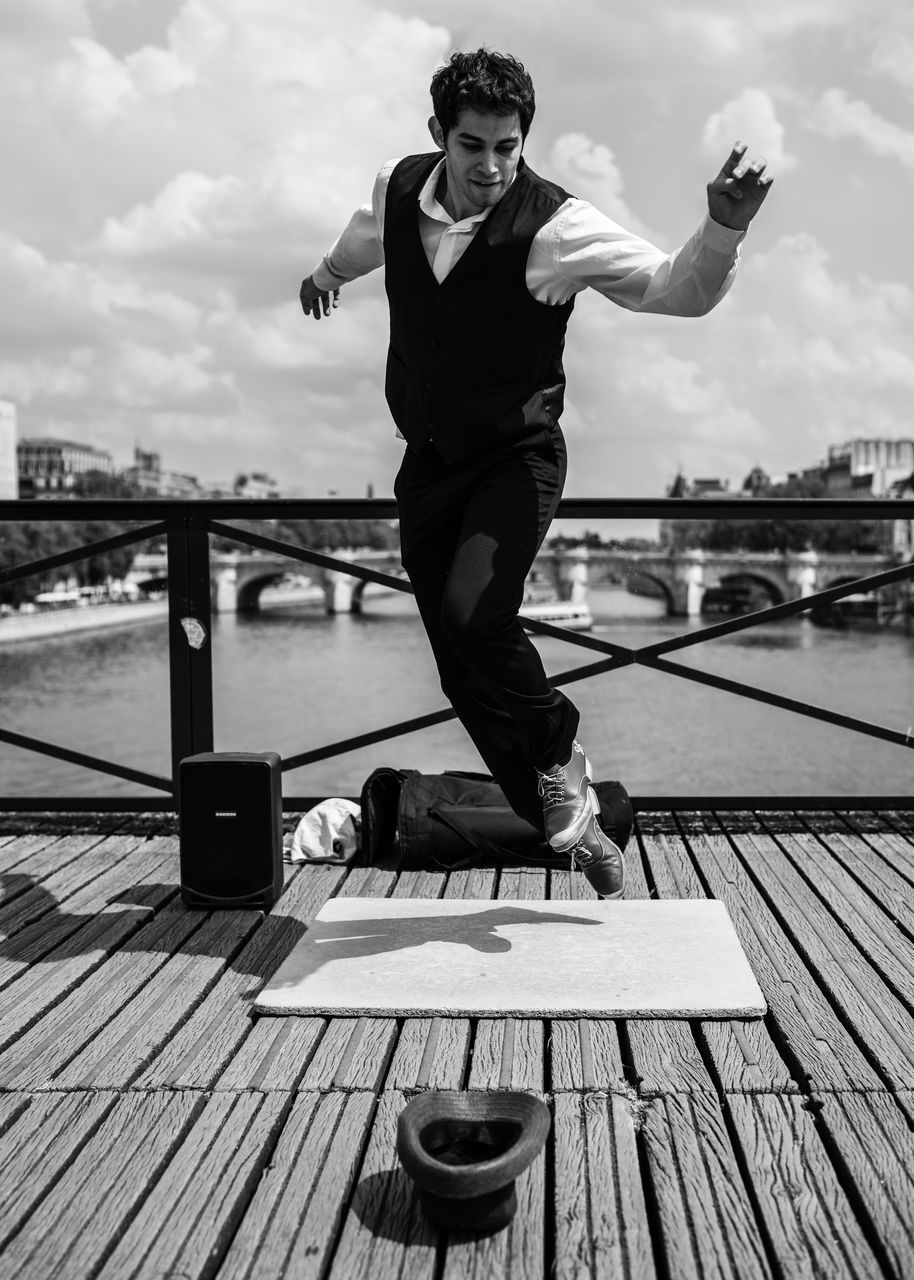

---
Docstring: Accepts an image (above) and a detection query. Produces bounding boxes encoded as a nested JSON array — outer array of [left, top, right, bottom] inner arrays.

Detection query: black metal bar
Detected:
[[4, 496, 914, 521], [1, 794, 912, 814], [281, 707, 459, 771], [0, 522, 169, 586], [207, 520, 413, 594], [167, 516, 214, 795], [0, 727, 172, 790], [645, 655, 914, 748], [281, 655, 631, 768]]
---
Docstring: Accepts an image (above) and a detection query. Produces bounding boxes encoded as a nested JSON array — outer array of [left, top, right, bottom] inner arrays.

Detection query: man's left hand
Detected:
[[707, 142, 773, 231]]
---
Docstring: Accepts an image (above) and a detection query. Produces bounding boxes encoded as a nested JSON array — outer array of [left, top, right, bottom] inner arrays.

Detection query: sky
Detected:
[[2, 0, 913, 507]]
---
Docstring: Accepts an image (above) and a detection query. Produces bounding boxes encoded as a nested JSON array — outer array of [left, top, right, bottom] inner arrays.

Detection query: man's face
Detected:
[[429, 108, 524, 220]]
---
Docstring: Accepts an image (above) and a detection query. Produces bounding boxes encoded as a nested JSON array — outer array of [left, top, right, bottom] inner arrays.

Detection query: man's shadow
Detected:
[[0, 871, 305, 980], [268, 903, 601, 985]]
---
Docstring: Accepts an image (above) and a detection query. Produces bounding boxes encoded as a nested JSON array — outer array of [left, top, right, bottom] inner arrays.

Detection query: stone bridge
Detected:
[[127, 547, 894, 617], [531, 548, 895, 616], [127, 549, 406, 614]]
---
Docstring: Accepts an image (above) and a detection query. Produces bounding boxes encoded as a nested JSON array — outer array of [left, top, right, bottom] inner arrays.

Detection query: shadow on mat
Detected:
[[277, 904, 600, 979]]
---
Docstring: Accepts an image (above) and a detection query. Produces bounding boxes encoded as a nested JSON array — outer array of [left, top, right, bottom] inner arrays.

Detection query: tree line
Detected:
[[1, 472, 400, 607]]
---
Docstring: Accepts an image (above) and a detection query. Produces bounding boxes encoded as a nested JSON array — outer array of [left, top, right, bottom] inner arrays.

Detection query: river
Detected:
[[1, 585, 912, 801]]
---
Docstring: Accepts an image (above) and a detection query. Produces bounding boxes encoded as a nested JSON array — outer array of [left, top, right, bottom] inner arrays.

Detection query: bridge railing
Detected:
[[1, 495, 913, 812]]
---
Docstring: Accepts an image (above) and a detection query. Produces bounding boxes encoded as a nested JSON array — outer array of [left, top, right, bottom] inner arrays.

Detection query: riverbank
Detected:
[[0, 599, 169, 645]]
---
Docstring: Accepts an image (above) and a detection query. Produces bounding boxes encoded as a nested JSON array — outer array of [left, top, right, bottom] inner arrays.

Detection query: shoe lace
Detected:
[[569, 839, 594, 870], [537, 769, 566, 809]]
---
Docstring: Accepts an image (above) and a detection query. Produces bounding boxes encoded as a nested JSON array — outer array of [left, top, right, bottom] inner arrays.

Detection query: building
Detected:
[[822, 438, 914, 497], [17, 436, 115, 496], [121, 447, 203, 499], [0, 401, 16, 500], [234, 471, 281, 500], [660, 472, 739, 547]]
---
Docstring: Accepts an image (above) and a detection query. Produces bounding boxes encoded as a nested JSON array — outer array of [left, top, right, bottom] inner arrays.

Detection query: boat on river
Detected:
[[519, 596, 593, 631]]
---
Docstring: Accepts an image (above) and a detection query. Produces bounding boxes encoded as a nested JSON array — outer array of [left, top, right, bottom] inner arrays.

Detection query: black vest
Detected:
[[383, 152, 575, 463]]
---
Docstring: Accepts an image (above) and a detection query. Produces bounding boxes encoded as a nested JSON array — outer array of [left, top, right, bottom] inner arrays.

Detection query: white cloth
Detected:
[[286, 798, 361, 865], [311, 155, 744, 313]]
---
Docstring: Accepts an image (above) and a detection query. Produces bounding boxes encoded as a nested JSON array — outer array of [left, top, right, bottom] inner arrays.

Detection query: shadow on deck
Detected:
[[0, 807, 912, 1278]]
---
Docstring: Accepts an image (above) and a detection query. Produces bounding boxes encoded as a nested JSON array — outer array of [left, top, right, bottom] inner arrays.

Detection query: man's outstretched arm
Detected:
[[299, 163, 393, 321]]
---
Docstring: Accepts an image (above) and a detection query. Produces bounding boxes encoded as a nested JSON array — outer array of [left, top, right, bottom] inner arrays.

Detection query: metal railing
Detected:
[[1, 496, 913, 812]]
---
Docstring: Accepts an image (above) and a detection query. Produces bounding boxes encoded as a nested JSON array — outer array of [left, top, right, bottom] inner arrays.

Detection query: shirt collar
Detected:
[[417, 157, 495, 230]]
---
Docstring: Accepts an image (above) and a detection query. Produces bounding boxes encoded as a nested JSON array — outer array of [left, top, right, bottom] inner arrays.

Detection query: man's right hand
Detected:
[[300, 276, 340, 319]]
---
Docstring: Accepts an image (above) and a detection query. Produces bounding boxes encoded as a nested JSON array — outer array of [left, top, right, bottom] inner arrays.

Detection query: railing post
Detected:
[[167, 511, 214, 801]]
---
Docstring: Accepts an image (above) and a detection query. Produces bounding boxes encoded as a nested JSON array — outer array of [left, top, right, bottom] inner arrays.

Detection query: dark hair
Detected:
[[430, 49, 535, 140]]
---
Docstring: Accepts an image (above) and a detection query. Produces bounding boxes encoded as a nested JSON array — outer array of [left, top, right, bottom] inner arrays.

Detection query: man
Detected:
[[300, 49, 771, 898]]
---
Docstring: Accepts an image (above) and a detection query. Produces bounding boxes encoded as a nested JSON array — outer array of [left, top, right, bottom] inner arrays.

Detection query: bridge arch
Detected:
[[621, 570, 675, 615], [234, 570, 288, 613], [708, 571, 786, 611]]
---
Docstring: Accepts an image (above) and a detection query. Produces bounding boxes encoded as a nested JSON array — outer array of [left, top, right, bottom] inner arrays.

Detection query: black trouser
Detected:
[[394, 424, 580, 834]]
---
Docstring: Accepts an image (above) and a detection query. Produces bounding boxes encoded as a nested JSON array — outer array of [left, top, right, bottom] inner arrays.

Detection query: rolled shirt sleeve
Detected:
[[309, 161, 396, 292], [528, 199, 745, 315]]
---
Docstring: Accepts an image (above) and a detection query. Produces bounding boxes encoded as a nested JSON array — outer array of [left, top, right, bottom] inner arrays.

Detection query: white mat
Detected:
[[255, 898, 766, 1018]]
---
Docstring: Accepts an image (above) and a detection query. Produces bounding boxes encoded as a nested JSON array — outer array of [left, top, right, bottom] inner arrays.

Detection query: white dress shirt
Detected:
[[311, 156, 745, 314]]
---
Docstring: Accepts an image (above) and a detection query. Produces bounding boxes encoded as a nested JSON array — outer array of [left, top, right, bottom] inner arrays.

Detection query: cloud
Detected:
[[869, 31, 914, 96], [0, 0, 911, 505], [546, 133, 653, 236], [806, 88, 914, 169], [702, 88, 798, 173]]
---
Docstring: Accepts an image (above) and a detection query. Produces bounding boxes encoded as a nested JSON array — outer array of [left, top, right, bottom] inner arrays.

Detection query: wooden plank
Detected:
[[553, 1090, 656, 1280], [816, 829, 914, 935], [337, 865, 398, 900], [215, 1017, 326, 1092], [299, 863, 445, 1093], [0, 1091, 202, 1280], [0, 833, 66, 872], [298, 1016, 398, 1092], [0, 904, 206, 1088], [0, 1092, 119, 1248], [137, 863, 346, 1090], [810, 1091, 914, 1280], [466, 862, 546, 1092], [391, 868, 448, 898], [52, 907, 262, 1089], [686, 832, 884, 1092], [550, 1019, 627, 1093], [445, 867, 498, 899], [382, 867, 492, 1093], [726, 1094, 884, 1279], [96, 1091, 291, 1280], [0, 838, 176, 1000], [550, 848, 637, 1097], [734, 831, 914, 1089], [0, 834, 132, 936], [384, 1016, 472, 1092], [439, 1098, 547, 1280], [217, 1091, 377, 1280], [639, 833, 798, 1095], [468, 1017, 545, 1092], [771, 830, 914, 1003], [324, 1089, 439, 1280], [642, 1092, 774, 1279], [861, 830, 914, 881]]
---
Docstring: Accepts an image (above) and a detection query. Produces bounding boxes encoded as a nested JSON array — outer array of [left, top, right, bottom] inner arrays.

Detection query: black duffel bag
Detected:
[[359, 767, 633, 872]]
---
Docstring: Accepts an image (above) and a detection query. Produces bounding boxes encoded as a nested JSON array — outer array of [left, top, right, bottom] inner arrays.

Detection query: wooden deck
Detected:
[[0, 808, 913, 1278]]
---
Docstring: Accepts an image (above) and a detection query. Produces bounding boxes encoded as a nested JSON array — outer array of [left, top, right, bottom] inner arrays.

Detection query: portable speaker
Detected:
[[179, 751, 283, 909]]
